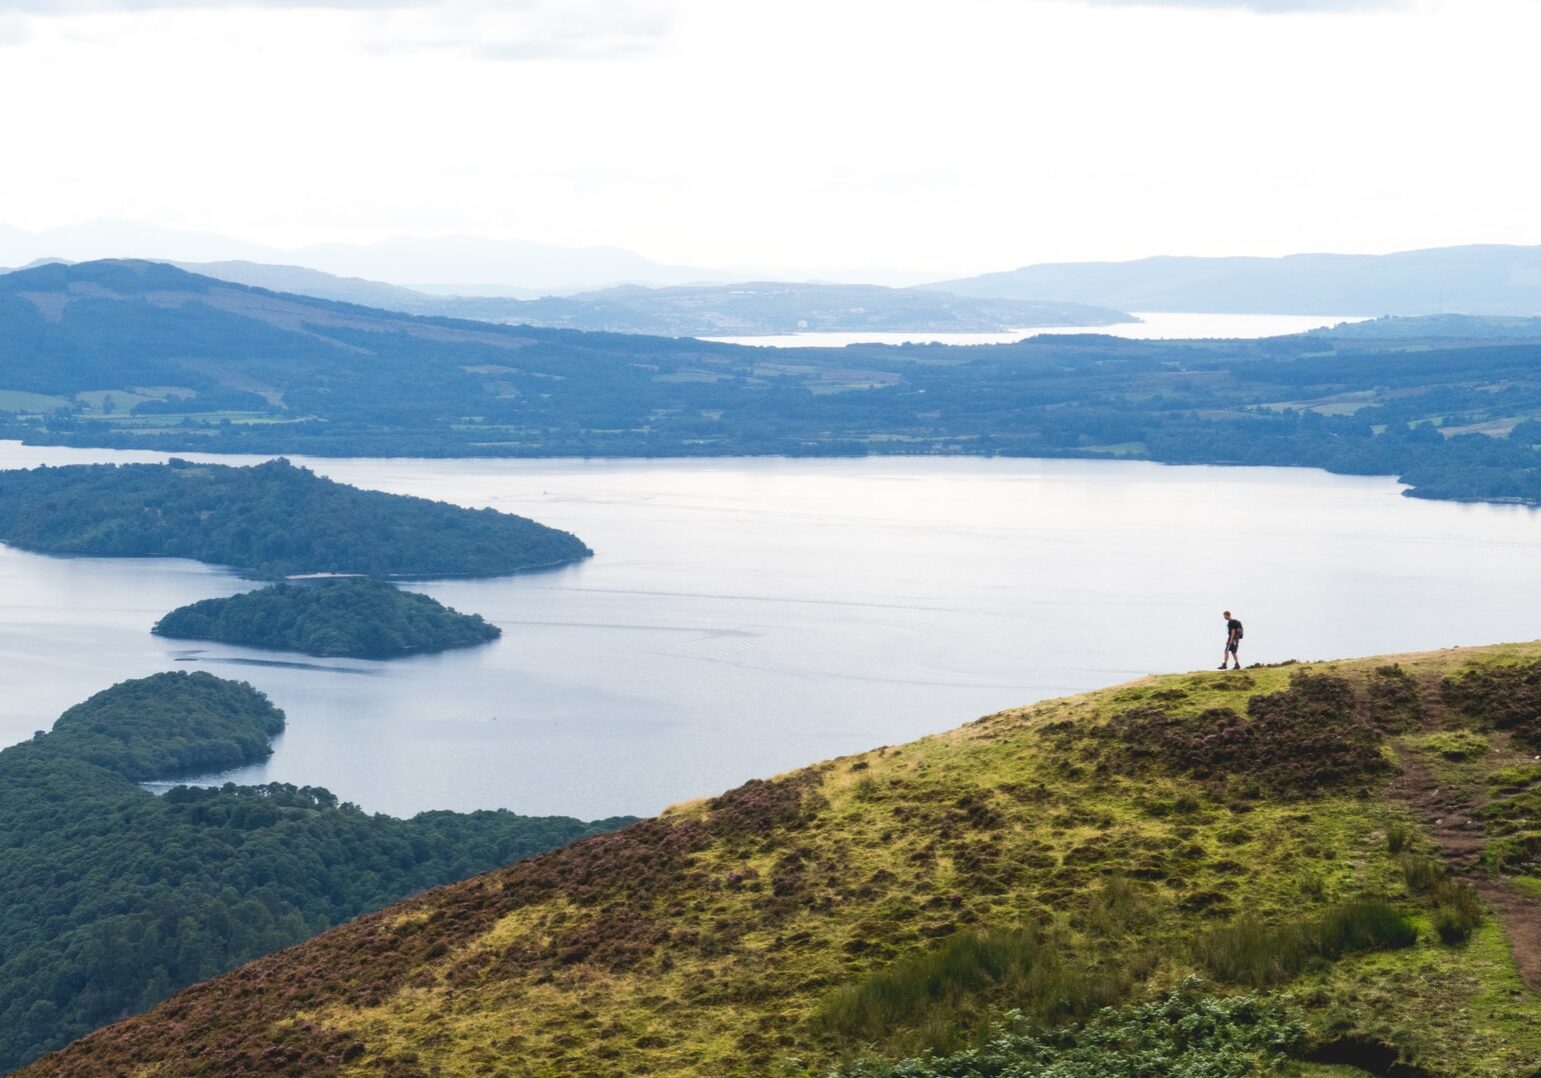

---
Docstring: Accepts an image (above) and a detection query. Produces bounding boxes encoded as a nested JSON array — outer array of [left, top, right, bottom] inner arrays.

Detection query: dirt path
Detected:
[[1385, 683, 1541, 992]]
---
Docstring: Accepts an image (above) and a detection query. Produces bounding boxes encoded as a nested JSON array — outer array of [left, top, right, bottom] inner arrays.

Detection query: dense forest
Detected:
[[0, 458, 590, 578], [0, 671, 630, 1072], [8, 260, 1541, 504], [154, 578, 501, 658]]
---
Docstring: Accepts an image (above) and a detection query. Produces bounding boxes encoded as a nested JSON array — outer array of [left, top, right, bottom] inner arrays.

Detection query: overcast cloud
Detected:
[[1081, 0, 1415, 10], [2, 0, 676, 61], [0, 15, 30, 42], [1, 0, 425, 10], [0, 0, 1531, 278]]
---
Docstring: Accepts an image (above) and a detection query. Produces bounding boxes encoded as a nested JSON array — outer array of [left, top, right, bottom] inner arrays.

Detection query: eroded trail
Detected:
[[1386, 679, 1541, 992]]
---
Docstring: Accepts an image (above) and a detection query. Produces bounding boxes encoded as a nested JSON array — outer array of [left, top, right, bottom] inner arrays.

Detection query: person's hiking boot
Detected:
[[1218, 664, 1227, 670]]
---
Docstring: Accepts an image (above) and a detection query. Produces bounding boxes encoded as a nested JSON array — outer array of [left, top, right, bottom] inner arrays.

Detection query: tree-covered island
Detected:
[[0, 457, 590, 578], [153, 577, 502, 658]]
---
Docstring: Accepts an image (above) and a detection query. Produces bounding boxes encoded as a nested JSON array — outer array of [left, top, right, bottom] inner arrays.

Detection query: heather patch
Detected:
[[1104, 673, 1393, 797], [1442, 660, 1541, 750]]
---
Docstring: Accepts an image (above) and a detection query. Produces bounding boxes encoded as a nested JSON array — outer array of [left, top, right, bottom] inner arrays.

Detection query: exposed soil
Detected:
[[1385, 676, 1541, 994]]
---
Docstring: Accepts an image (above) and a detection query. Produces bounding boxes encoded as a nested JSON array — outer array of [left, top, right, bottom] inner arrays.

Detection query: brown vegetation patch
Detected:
[[21, 815, 718, 1076], [17, 875, 491, 1076], [1365, 664, 1425, 733], [500, 817, 708, 908], [1441, 660, 1541, 749], [1104, 673, 1393, 797], [552, 908, 673, 971], [704, 770, 828, 843]]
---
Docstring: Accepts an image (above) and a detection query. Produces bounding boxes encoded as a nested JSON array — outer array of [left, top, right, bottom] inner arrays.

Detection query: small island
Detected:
[[153, 577, 502, 659], [0, 458, 591, 578]]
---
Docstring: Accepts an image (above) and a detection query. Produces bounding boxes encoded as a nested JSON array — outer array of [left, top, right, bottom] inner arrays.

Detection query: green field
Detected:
[[0, 390, 71, 413]]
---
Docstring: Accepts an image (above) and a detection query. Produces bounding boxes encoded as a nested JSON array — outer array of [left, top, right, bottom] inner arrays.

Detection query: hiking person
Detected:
[[1220, 610, 1243, 669]]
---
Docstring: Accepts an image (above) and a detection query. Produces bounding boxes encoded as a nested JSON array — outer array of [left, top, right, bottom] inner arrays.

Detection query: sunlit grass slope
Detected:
[[28, 645, 1541, 1077]]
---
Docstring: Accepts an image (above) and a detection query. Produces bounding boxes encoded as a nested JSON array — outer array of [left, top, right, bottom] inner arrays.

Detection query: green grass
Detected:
[[75, 388, 156, 414], [1489, 764, 1541, 796], [1407, 729, 1490, 760], [1508, 876, 1541, 899], [0, 390, 71, 413]]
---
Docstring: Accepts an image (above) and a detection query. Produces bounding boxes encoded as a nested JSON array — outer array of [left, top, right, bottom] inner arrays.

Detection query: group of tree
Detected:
[[0, 671, 631, 1072], [153, 577, 501, 658]]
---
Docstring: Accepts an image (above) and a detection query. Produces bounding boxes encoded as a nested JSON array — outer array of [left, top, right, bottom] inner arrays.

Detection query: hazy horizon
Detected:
[[7, 221, 1541, 300]]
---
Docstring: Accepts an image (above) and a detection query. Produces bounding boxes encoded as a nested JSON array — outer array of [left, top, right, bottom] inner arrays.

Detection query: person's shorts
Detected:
[[1226, 639, 1240, 653]]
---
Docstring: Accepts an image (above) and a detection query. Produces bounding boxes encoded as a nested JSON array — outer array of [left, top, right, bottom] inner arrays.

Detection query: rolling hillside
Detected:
[[12, 259, 1541, 506], [27, 645, 1541, 1076], [925, 245, 1541, 317]]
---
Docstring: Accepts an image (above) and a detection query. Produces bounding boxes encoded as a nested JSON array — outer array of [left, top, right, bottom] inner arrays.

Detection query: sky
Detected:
[[0, 0, 1537, 279]]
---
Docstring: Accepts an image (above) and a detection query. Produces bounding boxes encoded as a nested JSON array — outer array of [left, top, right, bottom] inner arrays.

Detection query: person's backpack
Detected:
[[1234, 620, 1244, 640]]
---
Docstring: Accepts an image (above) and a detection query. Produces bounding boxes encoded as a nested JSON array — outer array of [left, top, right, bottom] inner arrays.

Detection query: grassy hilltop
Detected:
[[27, 646, 1541, 1076]]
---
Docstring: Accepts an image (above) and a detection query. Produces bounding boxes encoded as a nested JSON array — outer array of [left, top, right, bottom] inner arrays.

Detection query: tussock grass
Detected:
[[1401, 853, 1486, 945], [1400, 853, 1446, 894], [1386, 821, 1414, 854], [1194, 898, 1416, 987], [1077, 876, 1152, 939], [1432, 883, 1484, 944], [819, 926, 1125, 1050]]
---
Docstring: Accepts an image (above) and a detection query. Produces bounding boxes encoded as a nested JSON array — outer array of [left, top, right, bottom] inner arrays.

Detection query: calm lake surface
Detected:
[[703, 311, 1369, 347], [1, 442, 1536, 819]]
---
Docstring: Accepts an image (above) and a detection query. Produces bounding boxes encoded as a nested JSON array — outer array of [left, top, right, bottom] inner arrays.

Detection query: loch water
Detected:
[[1, 442, 1536, 819]]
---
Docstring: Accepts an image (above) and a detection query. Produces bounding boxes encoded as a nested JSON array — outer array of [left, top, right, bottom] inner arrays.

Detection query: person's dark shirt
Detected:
[[1226, 618, 1242, 641]]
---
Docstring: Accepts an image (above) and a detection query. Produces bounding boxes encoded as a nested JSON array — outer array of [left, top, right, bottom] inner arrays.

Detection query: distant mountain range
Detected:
[[926, 244, 1541, 316], [166, 261, 447, 311], [160, 263, 1129, 335], [10, 223, 1541, 319], [0, 220, 734, 296]]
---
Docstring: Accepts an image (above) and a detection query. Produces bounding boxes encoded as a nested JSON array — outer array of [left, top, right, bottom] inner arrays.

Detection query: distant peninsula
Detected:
[[0, 458, 590, 578], [153, 578, 501, 659]]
